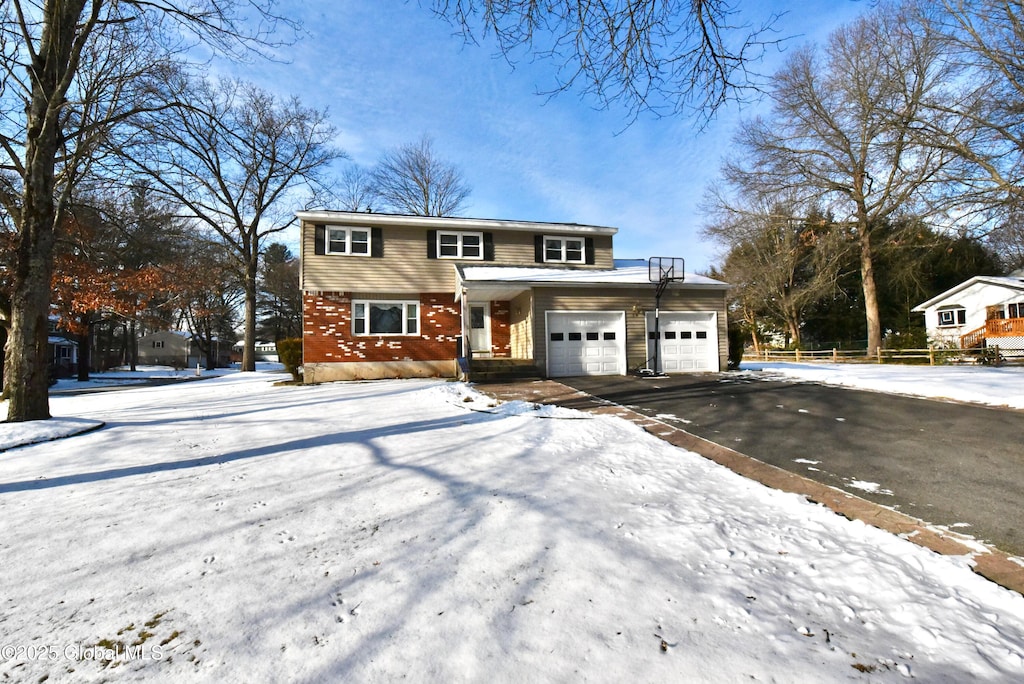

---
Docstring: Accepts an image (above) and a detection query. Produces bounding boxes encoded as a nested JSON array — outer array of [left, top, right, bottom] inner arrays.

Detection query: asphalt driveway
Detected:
[[561, 372, 1024, 557]]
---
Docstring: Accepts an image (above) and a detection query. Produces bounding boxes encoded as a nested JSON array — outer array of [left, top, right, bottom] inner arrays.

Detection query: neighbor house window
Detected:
[[352, 300, 419, 336], [544, 236, 585, 263], [437, 231, 483, 259], [937, 308, 967, 327], [327, 227, 371, 256]]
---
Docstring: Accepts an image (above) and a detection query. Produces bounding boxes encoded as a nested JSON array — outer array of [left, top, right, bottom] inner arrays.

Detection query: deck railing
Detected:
[[986, 317, 1024, 337], [960, 317, 1024, 349]]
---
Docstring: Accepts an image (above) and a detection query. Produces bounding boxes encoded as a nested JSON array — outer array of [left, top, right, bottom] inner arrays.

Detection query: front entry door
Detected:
[[469, 303, 491, 356]]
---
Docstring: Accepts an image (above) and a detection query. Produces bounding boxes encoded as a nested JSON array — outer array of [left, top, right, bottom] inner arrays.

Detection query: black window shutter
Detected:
[[314, 224, 326, 255], [534, 235, 544, 262], [483, 232, 495, 261], [371, 227, 383, 258], [427, 230, 437, 259], [585, 237, 595, 265], [958, 309, 967, 325]]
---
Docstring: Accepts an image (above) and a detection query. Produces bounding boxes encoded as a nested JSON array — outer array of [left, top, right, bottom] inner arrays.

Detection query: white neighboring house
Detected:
[[912, 271, 1024, 351], [254, 341, 280, 363]]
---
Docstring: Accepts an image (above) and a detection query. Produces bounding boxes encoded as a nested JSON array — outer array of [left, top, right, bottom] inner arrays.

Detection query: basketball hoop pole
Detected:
[[647, 257, 684, 377], [654, 277, 670, 374]]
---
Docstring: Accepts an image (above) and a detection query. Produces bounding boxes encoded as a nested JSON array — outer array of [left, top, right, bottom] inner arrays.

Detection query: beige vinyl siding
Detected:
[[509, 291, 534, 359], [532, 286, 728, 373], [301, 221, 615, 292]]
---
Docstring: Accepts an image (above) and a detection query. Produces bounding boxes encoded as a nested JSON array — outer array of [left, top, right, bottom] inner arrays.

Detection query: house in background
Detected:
[[254, 341, 280, 362], [912, 271, 1024, 352], [138, 330, 232, 369], [299, 211, 729, 382]]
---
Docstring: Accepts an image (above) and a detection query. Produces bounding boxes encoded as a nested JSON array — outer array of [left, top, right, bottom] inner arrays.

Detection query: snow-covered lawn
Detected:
[[740, 360, 1024, 409], [1, 369, 1023, 681]]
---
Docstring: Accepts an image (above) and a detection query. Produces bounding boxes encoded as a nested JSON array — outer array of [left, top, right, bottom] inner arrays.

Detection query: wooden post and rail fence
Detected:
[[746, 345, 1015, 366]]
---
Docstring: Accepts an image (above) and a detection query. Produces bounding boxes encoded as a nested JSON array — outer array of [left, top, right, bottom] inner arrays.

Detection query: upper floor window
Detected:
[[437, 231, 483, 260], [1008, 302, 1024, 318], [327, 227, 371, 256], [544, 236, 585, 263], [352, 300, 419, 336], [937, 308, 966, 327]]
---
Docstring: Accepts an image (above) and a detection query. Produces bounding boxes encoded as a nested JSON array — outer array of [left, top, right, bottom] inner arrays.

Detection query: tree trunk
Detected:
[[129, 320, 138, 371], [241, 252, 258, 372], [6, 0, 90, 421], [7, 232, 56, 421], [860, 228, 883, 355], [7, 135, 59, 420], [76, 314, 91, 381]]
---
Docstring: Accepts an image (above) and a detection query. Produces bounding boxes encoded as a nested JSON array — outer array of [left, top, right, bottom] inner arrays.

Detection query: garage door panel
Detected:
[[646, 312, 718, 373], [547, 311, 626, 377]]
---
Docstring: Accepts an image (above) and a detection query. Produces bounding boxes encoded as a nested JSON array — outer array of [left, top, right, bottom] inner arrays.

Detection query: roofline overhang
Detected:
[[911, 275, 1024, 312], [295, 210, 618, 235]]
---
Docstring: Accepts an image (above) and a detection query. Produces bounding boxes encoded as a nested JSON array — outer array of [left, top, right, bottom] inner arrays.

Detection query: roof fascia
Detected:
[[295, 211, 618, 235], [911, 276, 1024, 312]]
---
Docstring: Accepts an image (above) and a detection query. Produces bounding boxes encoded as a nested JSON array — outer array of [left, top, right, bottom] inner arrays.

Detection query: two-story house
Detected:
[[298, 211, 729, 382]]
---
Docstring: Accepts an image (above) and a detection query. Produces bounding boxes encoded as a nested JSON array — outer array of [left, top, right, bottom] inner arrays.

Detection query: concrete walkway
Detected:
[[477, 379, 1024, 596]]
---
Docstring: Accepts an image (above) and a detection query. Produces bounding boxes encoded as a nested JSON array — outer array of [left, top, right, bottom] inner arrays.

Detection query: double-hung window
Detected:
[[327, 227, 371, 256], [544, 236, 585, 263], [352, 300, 419, 336], [937, 308, 967, 327], [437, 231, 483, 260], [1008, 302, 1024, 318]]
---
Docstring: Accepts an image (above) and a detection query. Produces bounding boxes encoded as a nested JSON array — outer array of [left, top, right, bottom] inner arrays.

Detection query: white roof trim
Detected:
[[911, 275, 1024, 312], [295, 210, 617, 235], [460, 265, 728, 289]]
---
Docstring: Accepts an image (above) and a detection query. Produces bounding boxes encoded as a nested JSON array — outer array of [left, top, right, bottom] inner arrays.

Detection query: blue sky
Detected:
[[216, 1, 870, 272]]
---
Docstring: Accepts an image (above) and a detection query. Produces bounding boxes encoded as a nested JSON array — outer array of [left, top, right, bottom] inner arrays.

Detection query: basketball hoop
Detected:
[[642, 257, 686, 377], [649, 256, 686, 286]]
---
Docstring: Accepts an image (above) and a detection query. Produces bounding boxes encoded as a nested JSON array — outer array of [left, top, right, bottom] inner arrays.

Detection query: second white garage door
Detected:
[[546, 311, 626, 377], [646, 312, 719, 372]]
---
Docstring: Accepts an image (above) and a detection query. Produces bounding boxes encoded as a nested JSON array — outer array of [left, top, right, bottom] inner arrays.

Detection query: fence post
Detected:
[[795, 348, 801, 362], [928, 345, 935, 366], [832, 348, 838, 363], [995, 345, 1001, 366], [876, 346, 883, 364]]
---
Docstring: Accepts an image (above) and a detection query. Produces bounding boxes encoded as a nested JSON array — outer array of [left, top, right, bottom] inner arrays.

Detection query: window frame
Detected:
[[436, 231, 484, 260], [542, 235, 586, 264], [937, 308, 967, 327], [326, 226, 373, 257], [352, 300, 420, 336]]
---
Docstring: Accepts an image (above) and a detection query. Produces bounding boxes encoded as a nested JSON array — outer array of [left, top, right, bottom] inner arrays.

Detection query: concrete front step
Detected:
[[468, 358, 542, 383]]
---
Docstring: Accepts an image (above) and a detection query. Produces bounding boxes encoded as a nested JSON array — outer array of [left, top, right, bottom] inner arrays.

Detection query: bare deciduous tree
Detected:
[[720, 2, 970, 354], [0, 0, 296, 421], [919, 2, 1024, 246], [338, 163, 376, 212], [372, 136, 471, 216], [704, 198, 849, 348], [431, 0, 784, 122], [126, 75, 342, 371]]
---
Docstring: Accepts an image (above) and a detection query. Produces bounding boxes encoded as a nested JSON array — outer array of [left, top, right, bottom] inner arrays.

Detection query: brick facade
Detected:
[[303, 292, 461, 363], [490, 300, 512, 357]]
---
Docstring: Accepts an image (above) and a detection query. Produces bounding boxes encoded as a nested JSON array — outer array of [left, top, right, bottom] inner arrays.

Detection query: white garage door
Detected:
[[546, 311, 626, 377], [646, 312, 719, 372]]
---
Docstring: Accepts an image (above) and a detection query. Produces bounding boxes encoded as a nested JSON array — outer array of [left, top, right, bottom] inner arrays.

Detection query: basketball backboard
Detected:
[[649, 257, 685, 283]]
